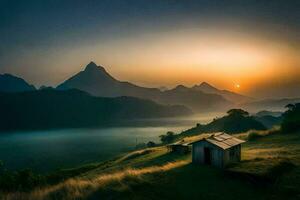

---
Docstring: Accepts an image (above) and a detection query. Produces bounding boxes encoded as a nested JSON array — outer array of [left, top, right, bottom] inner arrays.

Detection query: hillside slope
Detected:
[[4, 132, 300, 200], [0, 73, 35, 92]]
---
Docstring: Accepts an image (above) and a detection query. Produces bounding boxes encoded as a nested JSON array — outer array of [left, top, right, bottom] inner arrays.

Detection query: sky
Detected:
[[0, 0, 299, 98]]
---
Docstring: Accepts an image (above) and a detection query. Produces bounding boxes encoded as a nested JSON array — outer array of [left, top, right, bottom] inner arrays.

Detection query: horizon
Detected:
[[1, 2, 300, 199], [1, 0, 299, 98]]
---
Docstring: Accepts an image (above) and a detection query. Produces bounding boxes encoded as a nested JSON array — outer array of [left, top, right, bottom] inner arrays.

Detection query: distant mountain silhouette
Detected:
[[57, 62, 233, 112], [159, 85, 231, 112], [0, 89, 192, 131], [0, 74, 35, 92], [192, 82, 252, 103], [242, 98, 300, 112], [255, 110, 283, 117]]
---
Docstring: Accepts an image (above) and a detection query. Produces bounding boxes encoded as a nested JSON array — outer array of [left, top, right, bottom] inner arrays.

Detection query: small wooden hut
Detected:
[[189, 132, 245, 168], [167, 141, 190, 154]]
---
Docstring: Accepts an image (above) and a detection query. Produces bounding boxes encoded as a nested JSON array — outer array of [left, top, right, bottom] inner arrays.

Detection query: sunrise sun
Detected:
[[235, 84, 240, 89]]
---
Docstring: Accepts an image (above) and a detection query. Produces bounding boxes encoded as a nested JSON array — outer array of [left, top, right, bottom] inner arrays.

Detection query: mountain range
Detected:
[[2, 61, 298, 113], [57, 62, 250, 112], [0, 89, 192, 131]]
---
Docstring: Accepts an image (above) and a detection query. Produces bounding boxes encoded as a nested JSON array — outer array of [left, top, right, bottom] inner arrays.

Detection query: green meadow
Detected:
[[3, 129, 300, 200]]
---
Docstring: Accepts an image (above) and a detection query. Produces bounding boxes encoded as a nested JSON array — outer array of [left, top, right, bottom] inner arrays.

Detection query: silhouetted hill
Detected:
[[181, 109, 266, 135], [0, 74, 35, 92], [253, 110, 283, 128], [254, 115, 282, 129], [192, 82, 252, 103], [57, 62, 232, 112], [0, 89, 192, 131]]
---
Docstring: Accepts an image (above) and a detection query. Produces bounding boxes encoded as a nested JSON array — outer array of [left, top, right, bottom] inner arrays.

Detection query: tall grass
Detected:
[[246, 126, 280, 141], [4, 160, 189, 200]]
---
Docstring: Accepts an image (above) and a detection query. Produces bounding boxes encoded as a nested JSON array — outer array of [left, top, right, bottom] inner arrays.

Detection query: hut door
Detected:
[[204, 147, 211, 165]]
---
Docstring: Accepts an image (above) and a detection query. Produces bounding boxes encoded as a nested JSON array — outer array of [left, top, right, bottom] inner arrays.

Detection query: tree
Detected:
[[281, 103, 300, 133], [159, 131, 175, 144], [285, 104, 296, 111], [147, 141, 156, 147], [227, 109, 249, 117]]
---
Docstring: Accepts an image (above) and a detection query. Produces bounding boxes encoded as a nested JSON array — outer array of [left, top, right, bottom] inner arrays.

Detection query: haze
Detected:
[[0, 0, 299, 98]]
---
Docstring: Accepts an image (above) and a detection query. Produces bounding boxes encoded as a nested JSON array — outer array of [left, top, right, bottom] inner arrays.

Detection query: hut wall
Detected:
[[223, 144, 241, 166], [192, 141, 223, 168]]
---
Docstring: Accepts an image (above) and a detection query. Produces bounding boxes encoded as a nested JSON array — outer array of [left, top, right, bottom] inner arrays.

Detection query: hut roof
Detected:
[[189, 132, 245, 150]]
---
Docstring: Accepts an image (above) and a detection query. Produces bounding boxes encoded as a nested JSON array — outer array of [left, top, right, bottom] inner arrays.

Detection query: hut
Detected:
[[189, 132, 245, 168], [167, 141, 190, 154]]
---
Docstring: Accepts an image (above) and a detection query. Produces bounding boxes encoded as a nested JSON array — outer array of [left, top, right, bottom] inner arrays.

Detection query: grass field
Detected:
[[3, 131, 300, 200]]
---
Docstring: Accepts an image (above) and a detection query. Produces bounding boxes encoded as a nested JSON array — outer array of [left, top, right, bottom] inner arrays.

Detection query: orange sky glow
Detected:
[[75, 29, 299, 97]]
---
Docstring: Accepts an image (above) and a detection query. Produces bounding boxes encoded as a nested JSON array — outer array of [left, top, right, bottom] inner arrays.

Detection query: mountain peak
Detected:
[[173, 85, 188, 91], [84, 61, 100, 71], [199, 82, 215, 88], [195, 82, 218, 91]]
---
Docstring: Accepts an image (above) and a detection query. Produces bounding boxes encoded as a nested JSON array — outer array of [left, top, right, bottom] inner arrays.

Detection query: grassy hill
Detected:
[[3, 130, 300, 200], [179, 109, 266, 137]]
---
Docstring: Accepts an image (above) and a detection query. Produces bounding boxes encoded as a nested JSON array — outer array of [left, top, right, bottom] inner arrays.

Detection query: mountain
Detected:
[[0, 89, 192, 131], [158, 85, 231, 112], [57, 62, 161, 98], [57, 62, 232, 112], [254, 115, 283, 129], [242, 98, 300, 112], [0, 73, 35, 92], [192, 82, 252, 104]]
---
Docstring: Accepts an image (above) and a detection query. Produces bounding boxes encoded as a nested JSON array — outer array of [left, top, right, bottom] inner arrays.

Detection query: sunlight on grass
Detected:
[[4, 159, 190, 200]]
